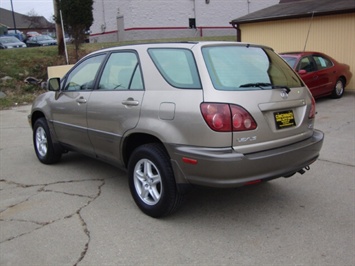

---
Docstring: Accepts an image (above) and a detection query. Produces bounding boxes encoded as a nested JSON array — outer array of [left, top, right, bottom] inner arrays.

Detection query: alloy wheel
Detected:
[[35, 126, 48, 157], [133, 158, 162, 205]]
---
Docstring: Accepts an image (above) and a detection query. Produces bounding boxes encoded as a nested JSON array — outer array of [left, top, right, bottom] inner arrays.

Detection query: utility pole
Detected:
[[10, 0, 17, 33], [53, 0, 64, 56]]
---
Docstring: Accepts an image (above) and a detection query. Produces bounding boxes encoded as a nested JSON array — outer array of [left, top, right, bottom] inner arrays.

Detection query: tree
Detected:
[[55, 0, 93, 61], [26, 9, 42, 28]]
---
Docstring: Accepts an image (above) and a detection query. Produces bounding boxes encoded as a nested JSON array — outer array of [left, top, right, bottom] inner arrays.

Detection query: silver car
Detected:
[[0, 36, 27, 49], [28, 42, 324, 217]]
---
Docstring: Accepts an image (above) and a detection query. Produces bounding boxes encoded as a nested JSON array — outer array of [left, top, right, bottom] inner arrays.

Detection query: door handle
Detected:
[[122, 98, 139, 106], [76, 97, 87, 104]]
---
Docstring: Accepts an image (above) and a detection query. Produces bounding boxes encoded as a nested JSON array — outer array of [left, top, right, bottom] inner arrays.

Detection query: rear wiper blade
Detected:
[[239, 82, 272, 88], [239, 83, 290, 93]]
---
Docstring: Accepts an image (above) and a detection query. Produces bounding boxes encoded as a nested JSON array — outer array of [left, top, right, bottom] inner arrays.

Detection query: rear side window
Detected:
[[148, 48, 201, 89], [202, 46, 303, 91], [313, 55, 333, 70]]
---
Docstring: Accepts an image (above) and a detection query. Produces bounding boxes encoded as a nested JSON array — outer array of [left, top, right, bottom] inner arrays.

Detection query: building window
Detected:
[[189, 18, 196, 29]]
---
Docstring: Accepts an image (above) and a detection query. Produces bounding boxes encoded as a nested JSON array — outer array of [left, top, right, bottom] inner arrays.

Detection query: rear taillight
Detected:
[[200, 103, 257, 132], [309, 96, 316, 119]]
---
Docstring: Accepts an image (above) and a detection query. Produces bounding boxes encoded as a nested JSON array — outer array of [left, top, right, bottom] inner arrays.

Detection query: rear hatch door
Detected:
[[198, 43, 315, 153]]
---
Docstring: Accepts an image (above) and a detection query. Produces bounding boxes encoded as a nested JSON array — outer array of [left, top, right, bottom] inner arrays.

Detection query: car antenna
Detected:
[[304, 11, 315, 52]]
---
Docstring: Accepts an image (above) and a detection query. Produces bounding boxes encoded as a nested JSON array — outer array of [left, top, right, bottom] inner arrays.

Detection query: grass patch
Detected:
[[0, 36, 236, 109], [0, 46, 65, 109]]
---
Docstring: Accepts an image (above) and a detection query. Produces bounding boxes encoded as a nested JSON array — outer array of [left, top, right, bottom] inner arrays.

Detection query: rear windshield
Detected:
[[281, 56, 298, 68], [202, 46, 303, 91], [0, 37, 19, 43]]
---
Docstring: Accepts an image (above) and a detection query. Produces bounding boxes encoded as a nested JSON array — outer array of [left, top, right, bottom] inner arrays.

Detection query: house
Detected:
[[90, 0, 279, 43], [230, 0, 355, 89], [0, 8, 55, 37]]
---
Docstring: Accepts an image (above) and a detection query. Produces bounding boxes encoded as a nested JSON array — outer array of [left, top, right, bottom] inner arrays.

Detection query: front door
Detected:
[[50, 54, 106, 155]]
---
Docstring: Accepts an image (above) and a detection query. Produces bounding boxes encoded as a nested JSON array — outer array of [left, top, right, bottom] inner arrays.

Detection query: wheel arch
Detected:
[[30, 110, 46, 128], [122, 133, 167, 168], [32, 116, 62, 164], [338, 76, 347, 86], [30, 110, 61, 147]]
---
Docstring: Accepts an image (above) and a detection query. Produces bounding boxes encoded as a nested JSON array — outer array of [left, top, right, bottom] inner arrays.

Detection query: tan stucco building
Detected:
[[230, 0, 355, 90]]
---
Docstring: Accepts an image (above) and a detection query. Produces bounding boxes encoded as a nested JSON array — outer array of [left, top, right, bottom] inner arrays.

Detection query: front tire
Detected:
[[331, 78, 345, 98], [33, 118, 61, 164], [128, 143, 184, 218]]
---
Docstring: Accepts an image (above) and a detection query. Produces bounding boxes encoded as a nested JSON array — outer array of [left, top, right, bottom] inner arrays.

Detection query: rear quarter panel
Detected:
[[132, 48, 232, 147]]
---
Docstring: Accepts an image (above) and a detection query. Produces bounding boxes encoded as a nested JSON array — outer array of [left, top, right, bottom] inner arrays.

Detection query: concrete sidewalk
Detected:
[[0, 92, 354, 265]]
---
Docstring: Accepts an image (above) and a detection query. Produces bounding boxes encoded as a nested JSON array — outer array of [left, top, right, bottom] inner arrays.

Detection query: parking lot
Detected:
[[0, 92, 354, 265]]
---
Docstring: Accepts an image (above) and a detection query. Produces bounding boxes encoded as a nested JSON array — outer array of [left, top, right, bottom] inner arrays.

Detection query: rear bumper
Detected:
[[168, 130, 324, 188]]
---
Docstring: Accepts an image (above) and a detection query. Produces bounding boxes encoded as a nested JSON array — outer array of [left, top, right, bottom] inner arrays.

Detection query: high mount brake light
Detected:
[[200, 103, 257, 132]]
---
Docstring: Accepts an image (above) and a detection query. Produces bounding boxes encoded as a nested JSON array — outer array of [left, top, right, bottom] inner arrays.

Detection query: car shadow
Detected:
[[53, 152, 309, 221], [168, 179, 307, 222]]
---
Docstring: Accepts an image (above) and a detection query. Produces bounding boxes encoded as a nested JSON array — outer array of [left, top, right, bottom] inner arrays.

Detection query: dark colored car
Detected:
[[280, 52, 352, 99], [26, 35, 57, 47], [6, 30, 26, 42]]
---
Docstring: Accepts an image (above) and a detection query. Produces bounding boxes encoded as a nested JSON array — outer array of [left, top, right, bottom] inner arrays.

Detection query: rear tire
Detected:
[[128, 143, 184, 218], [33, 118, 61, 164], [331, 78, 345, 98]]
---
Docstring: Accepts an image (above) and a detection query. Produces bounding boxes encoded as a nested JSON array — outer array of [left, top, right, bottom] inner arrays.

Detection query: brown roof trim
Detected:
[[231, 9, 355, 25], [230, 0, 355, 25]]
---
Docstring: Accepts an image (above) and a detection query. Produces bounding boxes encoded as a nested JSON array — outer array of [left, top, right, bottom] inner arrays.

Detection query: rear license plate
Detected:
[[274, 110, 296, 129]]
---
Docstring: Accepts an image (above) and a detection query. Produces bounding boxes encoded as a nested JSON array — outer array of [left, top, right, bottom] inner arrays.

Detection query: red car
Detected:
[[280, 52, 352, 99]]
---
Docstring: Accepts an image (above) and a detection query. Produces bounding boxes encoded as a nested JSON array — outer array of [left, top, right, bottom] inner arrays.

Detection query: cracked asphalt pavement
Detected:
[[0, 92, 354, 265]]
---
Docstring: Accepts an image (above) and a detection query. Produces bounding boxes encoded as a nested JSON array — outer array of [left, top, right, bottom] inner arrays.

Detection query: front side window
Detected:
[[98, 52, 143, 90], [148, 48, 201, 89], [298, 56, 316, 72], [202, 45, 303, 91], [63, 54, 106, 91]]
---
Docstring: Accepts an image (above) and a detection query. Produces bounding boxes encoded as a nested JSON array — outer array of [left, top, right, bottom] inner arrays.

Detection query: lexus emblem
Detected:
[[280, 90, 289, 99]]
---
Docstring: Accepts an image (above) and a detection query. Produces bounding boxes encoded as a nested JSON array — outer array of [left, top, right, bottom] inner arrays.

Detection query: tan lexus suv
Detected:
[[28, 42, 324, 217]]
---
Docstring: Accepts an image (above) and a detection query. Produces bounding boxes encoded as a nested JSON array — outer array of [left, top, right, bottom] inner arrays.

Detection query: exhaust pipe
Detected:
[[298, 165, 310, 175], [284, 165, 310, 178]]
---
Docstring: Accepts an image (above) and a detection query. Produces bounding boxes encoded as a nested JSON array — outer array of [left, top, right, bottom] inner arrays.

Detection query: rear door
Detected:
[[86, 51, 144, 164], [312, 54, 335, 95]]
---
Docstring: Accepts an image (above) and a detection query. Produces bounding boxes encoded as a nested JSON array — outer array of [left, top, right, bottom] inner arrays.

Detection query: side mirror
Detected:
[[298, 69, 307, 75], [47, 77, 60, 91]]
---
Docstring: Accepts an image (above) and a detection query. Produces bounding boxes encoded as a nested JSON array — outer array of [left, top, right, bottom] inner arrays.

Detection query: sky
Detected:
[[0, 0, 55, 21]]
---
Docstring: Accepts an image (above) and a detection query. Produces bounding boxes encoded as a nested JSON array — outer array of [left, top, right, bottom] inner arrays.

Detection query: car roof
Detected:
[[0, 36, 19, 40], [89, 41, 274, 56], [280, 51, 327, 57]]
